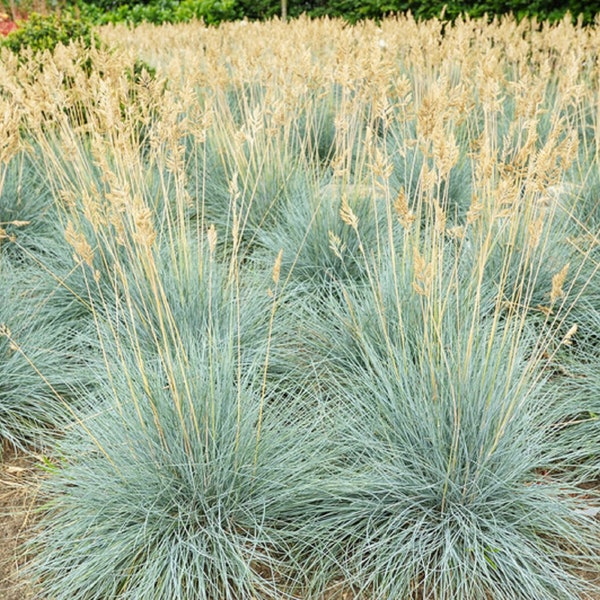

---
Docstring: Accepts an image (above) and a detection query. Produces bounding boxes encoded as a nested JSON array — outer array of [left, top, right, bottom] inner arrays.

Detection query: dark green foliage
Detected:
[[75, 0, 600, 26], [76, 0, 238, 25], [302, 0, 600, 23], [1, 12, 95, 55]]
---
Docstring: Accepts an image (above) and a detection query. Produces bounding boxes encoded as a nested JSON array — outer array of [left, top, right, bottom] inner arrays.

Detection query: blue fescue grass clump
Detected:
[[541, 306, 600, 483], [256, 177, 388, 291], [0, 148, 64, 263], [29, 335, 327, 599], [289, 232, 600, 599], [0, 146, 96, 451], [0, 256, 86, 452], [27, 216, 335, 598]]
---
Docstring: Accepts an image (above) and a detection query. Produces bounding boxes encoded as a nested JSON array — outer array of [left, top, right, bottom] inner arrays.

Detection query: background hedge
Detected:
[[71, 0, 600, 26]]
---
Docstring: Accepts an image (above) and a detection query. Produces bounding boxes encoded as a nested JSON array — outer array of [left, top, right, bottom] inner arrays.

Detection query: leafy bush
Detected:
[[76, 0, 600, 26], [77, 0, 238, 25], [1, 12, 95, 55]]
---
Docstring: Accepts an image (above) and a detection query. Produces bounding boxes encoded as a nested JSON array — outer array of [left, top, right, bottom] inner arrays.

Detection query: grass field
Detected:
[[1, 14, 600, 599]]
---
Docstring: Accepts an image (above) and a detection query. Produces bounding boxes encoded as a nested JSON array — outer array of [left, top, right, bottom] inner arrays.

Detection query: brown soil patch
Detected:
[[0, 446, 39, 600]]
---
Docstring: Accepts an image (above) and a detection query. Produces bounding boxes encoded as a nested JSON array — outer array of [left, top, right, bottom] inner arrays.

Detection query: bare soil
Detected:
[[0, 447, 37, 600]]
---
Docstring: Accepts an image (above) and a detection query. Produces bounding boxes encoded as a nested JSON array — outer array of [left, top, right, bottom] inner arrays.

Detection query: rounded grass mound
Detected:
[[28, 262, 332, 599], [30, 352, 322, 599], [0, 256, 87, 452]]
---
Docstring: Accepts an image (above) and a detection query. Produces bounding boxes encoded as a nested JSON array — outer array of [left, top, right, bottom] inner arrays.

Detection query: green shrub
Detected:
[[1, 12, 96, 55], [77, 0, 238, 25], [76, 0, 600, 26]]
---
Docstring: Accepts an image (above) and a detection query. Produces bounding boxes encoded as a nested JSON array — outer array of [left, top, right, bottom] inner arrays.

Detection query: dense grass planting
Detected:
[[1, 14, 600, 599]]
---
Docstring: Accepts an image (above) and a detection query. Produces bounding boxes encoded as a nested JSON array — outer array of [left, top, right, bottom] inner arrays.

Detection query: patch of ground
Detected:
[[0, 446, 38, 600]]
